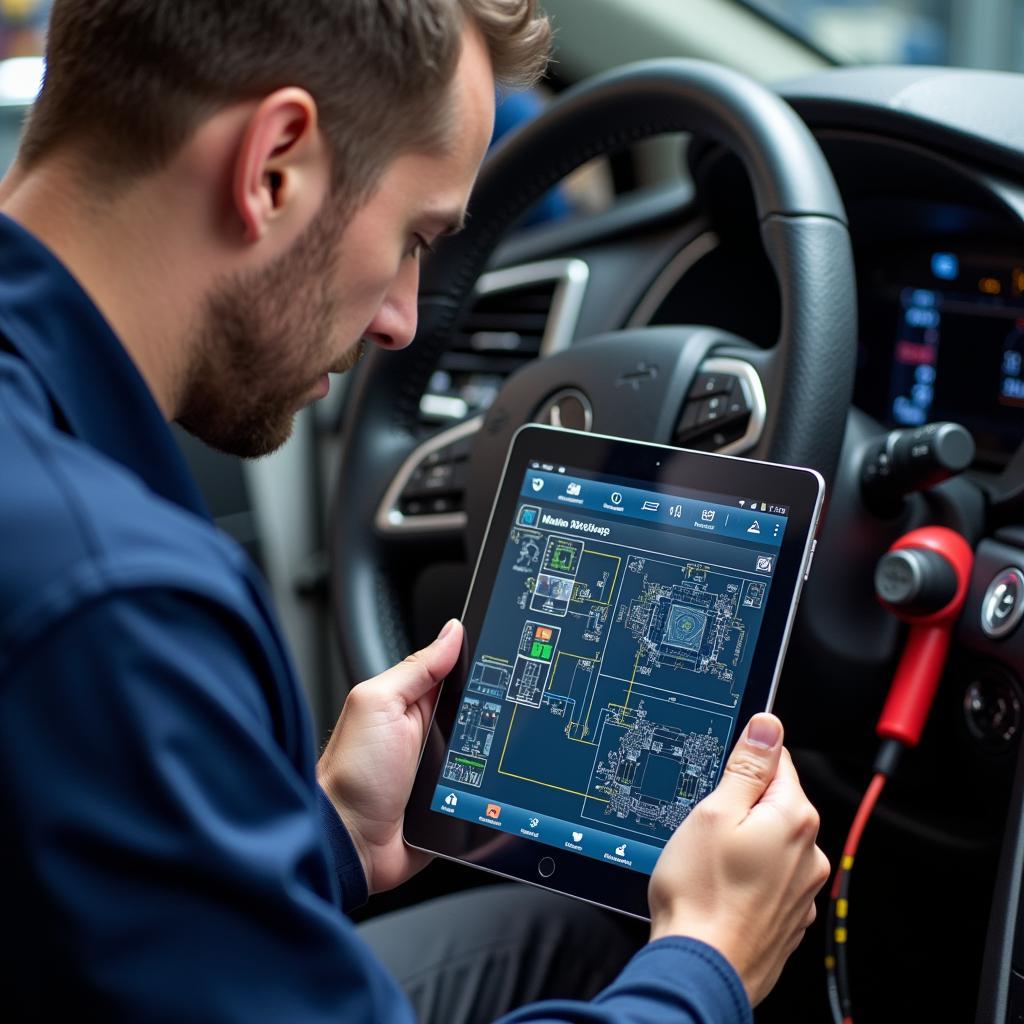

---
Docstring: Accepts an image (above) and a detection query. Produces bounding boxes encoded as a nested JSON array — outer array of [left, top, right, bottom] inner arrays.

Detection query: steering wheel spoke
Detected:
[[672, 352, 768, 455], [375, 415, 482, 541]]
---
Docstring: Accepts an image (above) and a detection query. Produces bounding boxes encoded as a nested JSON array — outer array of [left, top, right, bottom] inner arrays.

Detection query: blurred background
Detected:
[[4, 0, 1024, 71], [756, 0, 1018, 66]]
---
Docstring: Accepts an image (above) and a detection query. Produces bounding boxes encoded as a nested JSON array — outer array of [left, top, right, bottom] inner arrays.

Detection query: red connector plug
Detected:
[[874, 526, 974, 747], [827, 526, 974, 1024]]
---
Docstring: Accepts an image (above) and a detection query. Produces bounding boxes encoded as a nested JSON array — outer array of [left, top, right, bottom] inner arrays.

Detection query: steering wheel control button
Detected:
[[378, 414, 484, 532], [675, 374, 752, 450], [981, 568, 1024, 639], [537, 856, 556, 878], [396, 436, 475, 516], [963, 671, 1022, 748], [688, 373, 732, 399], [672, 357, 768, 455]]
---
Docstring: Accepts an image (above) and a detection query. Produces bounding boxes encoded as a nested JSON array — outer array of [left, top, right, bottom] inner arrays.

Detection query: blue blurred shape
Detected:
[[931, 252, 959, 281], [493, 89, 571, 227]]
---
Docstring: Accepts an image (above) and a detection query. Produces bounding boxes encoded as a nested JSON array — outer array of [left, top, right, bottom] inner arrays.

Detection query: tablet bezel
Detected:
[[405, 424, 824, 920]]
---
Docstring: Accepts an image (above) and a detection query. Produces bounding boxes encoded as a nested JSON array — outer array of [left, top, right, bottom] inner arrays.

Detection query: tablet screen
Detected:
[[428, 457, 792, 875]]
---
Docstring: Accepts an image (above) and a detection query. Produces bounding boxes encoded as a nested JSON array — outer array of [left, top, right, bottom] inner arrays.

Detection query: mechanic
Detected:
[[0, 2, 830, 1021]]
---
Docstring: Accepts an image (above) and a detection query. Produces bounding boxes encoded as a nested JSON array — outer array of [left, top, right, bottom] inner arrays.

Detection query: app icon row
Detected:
[[433, 787, 661, 874]]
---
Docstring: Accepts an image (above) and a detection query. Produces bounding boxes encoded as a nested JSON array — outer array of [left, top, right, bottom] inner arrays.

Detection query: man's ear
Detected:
[[232, 87, 328, 245]]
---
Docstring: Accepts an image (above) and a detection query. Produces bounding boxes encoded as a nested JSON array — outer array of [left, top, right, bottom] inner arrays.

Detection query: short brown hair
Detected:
[[20, 0, 550, 201]]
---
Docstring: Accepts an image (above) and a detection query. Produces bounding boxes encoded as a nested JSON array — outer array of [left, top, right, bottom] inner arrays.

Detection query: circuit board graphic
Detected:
[[609, 557, 750, 707], [587, 701, 727, 838], [442, 506, 775, 845]]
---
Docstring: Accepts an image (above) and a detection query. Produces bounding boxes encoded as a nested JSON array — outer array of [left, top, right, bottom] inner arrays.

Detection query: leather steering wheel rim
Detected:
[[331, 58, 857, 685]]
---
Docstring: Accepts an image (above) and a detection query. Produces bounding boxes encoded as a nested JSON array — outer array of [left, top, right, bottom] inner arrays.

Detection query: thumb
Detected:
[[370, 619, 463, 704], [713, 713, 784, 817]]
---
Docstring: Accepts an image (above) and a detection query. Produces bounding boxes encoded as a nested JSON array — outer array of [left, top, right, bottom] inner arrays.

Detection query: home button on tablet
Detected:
[[537, 856, 556, 878]]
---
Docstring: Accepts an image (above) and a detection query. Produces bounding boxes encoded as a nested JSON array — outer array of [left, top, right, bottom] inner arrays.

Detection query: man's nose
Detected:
[[365, 264, 419, 351]]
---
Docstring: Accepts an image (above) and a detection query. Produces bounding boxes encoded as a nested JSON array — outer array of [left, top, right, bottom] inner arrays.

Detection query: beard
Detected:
[[177, 202, 364, 458]]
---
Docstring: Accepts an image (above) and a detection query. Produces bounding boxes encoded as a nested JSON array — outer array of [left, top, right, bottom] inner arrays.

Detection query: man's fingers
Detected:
[[754, 747, 809, 817], [712, 713, 784, 816], [803, 899, 818, 929], [369, 619, 463, 704]]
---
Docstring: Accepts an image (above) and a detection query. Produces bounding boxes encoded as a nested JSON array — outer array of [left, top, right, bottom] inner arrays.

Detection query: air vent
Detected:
[[419, 258, 589, 425]]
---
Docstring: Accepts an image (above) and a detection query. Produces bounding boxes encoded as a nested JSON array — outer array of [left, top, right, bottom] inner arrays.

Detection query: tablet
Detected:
[[405, 425, 824, 919]]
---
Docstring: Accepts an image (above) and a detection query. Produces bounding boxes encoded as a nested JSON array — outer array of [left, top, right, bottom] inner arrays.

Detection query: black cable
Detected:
[[825, 740, 903, 1024]]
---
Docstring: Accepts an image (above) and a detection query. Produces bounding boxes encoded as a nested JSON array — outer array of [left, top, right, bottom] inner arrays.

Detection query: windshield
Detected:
[[0, 1, 1012, 73], [751, 0, 1017, 68]]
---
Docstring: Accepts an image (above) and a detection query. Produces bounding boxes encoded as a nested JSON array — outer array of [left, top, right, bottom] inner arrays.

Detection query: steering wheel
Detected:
[[331, 59, 856, 684]]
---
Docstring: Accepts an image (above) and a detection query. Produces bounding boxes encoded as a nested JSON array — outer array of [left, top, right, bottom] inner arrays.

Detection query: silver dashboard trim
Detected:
[[474, 257, 590, 359]]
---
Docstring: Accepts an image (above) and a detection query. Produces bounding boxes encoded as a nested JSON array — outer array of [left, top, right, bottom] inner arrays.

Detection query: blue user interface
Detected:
[[431, 462, 788, 875]]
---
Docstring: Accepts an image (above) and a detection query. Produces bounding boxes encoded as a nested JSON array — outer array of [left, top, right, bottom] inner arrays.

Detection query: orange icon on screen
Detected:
[[485, 804, 502, 819], [535, 626, 553, 641]]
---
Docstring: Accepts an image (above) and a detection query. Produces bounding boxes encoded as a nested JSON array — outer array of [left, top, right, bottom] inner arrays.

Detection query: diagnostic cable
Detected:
[[825, 526, 974, 1024]]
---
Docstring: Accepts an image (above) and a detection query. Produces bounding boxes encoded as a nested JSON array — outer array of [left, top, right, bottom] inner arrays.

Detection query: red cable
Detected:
[[830, 773, 887, 900], [826, 771, 890, 1024], [843, 773, 887, 860]]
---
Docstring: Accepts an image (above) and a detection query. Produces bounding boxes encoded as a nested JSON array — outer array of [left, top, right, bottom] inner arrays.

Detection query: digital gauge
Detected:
[[858, 247, 1024, 466]]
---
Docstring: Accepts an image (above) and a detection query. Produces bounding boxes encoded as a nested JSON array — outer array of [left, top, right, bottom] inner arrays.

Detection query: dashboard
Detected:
[[630, 202, 1024, 471], [620, 164, 1024, 474], [857, 243, 1024, 467]]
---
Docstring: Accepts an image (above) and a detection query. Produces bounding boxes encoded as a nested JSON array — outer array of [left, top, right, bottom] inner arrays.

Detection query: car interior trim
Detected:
[[626, 229, 720, 328], [476, 257, 591, 359], [696, 355, 768, 455], [374, 415, 484, 535]]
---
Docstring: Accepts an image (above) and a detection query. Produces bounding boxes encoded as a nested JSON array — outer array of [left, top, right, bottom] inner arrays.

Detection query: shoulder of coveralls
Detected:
[[0, 351, 260, 672]]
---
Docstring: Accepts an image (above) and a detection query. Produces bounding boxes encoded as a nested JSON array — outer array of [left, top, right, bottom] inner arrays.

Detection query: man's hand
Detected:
[[317, 619, 463, 895], [648, 713, 830, 1007]]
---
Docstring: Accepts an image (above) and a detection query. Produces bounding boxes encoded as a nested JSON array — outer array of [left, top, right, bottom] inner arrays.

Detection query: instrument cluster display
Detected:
[[857, 248, 1024, 466]]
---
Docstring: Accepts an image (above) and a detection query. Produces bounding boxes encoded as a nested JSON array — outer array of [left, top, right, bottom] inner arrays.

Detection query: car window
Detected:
[[751, 0, 1024, 69]]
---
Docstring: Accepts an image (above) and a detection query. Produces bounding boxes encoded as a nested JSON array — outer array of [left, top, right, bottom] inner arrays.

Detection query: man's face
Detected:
[[177, 25, 495, 458]]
